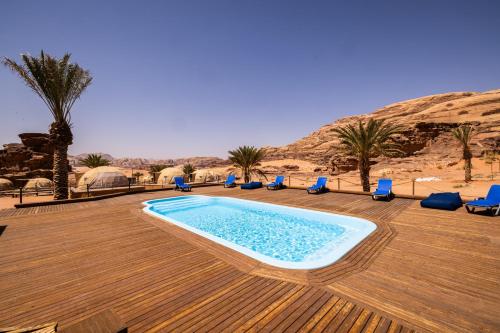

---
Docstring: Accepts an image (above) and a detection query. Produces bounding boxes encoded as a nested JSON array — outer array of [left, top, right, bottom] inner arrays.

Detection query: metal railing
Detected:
[[252, 173, 499, 199], [3, 172, 498, 205]]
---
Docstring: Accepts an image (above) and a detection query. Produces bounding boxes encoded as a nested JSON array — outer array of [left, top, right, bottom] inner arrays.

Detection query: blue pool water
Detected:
[[143, 195, 376, 269]]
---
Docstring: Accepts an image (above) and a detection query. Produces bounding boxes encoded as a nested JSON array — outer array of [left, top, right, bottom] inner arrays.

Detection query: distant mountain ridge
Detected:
[[70, 153, 230, 169]]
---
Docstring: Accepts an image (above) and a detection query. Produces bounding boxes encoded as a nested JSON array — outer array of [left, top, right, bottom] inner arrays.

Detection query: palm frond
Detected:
[[228, 145, 267, 181], [452, 124, 474, 145], [332, 119, 403, 158], [2, 50, 92, 125], [81, 154, 110, 168]]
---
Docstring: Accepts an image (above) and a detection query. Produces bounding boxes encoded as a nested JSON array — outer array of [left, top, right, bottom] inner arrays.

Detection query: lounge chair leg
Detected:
[[465, 205, 473, 213]]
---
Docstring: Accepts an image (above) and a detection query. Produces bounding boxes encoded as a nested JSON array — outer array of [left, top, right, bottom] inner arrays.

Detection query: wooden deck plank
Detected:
[[1, 186, 498, 332]]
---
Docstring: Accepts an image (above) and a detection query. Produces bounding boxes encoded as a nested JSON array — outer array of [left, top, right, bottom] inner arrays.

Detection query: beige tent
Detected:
[[156, 167, 183, 184], [0, 178, 14, 191], [193, 169, 222, 183], [77, 166, 129, 189], [23, 178, 53, 190]]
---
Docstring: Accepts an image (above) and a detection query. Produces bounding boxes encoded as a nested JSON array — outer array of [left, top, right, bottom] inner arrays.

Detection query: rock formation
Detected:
[[0, 133, 56, 183], [265, 90, 500, 174]]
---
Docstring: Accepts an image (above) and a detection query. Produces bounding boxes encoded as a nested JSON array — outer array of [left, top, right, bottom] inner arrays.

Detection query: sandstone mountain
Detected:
[[265, 89, 500, 174]]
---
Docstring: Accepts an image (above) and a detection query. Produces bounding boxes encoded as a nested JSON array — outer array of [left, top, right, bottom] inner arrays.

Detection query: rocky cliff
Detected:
[[265, 89, 500, 174], [0, 133, 55, 182]]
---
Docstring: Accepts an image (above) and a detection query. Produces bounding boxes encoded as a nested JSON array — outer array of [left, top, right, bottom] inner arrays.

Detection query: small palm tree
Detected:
[[484, 151, 497, 180], [3, 51, 92, 199], [452, 124, 474, 182], [149, 164, 170, 183], [228, 146, 267, 183], [333, 119, 403, 192], [132, 172, 144, 182], [81, 154, 110, 168], [182, 164, 196, 181]]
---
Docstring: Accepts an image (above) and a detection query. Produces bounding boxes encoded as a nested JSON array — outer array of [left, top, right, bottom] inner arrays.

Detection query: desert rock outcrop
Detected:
[[0, 133, 57, 183], [265, 90, 500, 174]]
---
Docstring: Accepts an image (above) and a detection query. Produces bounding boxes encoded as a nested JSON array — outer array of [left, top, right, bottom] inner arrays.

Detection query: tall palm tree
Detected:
[[228, 146, 267, 183], [81, 154, 110, 168], [333, 119, 403, 192], [3, 51, 92, 199], [452, 124, 474, 182]]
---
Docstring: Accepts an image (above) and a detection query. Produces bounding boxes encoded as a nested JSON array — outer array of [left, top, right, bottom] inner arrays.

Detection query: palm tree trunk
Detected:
[[359, 157, 371, 192], [244, 169, 250, 183], [53, 145, 69, 200], [464, 158, 472, 182]]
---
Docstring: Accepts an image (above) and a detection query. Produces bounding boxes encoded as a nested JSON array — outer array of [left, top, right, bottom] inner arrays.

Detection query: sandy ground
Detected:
[[1, 157, 497, 209], [0, 195, 53, 210]]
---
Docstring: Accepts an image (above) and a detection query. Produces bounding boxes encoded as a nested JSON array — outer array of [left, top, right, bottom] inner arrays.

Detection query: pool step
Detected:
[[152, 198, 210, 212]]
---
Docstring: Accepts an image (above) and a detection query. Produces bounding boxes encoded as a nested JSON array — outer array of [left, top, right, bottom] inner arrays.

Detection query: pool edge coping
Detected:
[[142, 194, 377, 270]]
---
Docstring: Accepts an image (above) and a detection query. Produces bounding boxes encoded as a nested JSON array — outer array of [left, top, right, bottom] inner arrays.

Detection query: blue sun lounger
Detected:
[[465, 184, 500, 216], [224, 174, 236, 188], [267, 175, 285, 190], [372, 178, 393, 200], [307, 177, 327, 194], [174, 176, 191, 192]]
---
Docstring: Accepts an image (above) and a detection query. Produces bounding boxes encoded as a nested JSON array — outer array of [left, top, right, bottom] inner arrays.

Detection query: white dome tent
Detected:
[[156, 167, 183, 185], [77, 166, 129, 189], [193, 169, 222, 183], [0, 178, 14, 191], [23, 178, 53, 190]]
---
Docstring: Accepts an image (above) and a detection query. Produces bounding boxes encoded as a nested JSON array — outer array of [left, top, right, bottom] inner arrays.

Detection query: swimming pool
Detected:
[[143, 195, 376, 269]]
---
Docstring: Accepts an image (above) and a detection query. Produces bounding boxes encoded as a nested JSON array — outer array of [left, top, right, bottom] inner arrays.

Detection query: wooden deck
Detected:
[[0, 187, 499, 332]]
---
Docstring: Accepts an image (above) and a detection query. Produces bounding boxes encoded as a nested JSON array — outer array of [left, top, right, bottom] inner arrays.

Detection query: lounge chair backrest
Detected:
[[486, 184, 500, 201], [227, 174, 236, 183], [317, 177, 327, 187], [276, 175, 285, 184], [174, 177, 185, 186], [378, 179, 392, 191]]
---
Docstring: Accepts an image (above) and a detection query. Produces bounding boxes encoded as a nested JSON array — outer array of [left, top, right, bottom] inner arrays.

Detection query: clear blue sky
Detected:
[[1, 0, 499, 158]]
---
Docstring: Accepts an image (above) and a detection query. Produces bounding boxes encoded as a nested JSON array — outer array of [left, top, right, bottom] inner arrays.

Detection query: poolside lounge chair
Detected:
[[267, 175, 285, 190], [307, 177, 327, 194], [465, 184, 500, 216], [240, 182, 262, 190], [174, 177, 191, 192], [372, 178, 393, 200], [420, 192, 463, 211], [224, 174, 236, 188]]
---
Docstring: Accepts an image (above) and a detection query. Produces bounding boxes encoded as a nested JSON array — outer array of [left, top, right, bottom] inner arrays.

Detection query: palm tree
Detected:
[[452, 124, 475, 182], [484, 151, 497, 180], [132, 172, 144, 182], [182, 163, 196, 182], [149, 164, 170, 183], [228, 146, 267, 183], [81, 154, 110, 168], [333, 119, 403, 192], [3, 51, 92, 199]]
